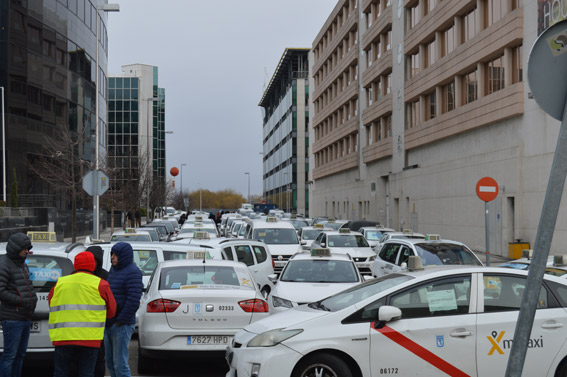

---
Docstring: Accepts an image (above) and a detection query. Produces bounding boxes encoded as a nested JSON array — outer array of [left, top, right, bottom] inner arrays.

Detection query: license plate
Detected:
[[274, 261, 286, 267], [30, 321, 41, 333], [188, 335, 231, 345]]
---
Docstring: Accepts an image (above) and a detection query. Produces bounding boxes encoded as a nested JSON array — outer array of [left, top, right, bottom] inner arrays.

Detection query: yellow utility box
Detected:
[[508, 242, 530, 259]]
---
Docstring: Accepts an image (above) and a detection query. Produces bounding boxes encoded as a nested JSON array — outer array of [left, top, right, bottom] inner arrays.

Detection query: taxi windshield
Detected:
[[26, 255, 73, 292], [363, 230, 383, 240], [111, 234, 152, 242], [280, 260, 360, 283], [313, 274, 414, 312], [414, 243, 482, 266], [320, 222, 344, 230], [253, 228, 298, 244], [301, 229, 323, 240], [159, 266, 253, 290], [327, 235, 369, 248]]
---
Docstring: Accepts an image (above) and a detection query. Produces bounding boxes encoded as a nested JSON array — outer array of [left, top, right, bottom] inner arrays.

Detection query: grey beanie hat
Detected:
[[6, 233, 33, 256]]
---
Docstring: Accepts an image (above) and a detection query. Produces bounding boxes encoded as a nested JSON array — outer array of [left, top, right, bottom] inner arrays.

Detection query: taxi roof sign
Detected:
[[376, 225, 385, 229], [425, 234, 441, 241], [27, 231, 57, 242], [554, 255, 567, 267], [266, 217, 278, 223], [186, 250, 211, 260], [311, 248, 331, 257], [193, 231, 210, 240], [339, 228, 350, 233], [313, 224, 324, 229], [403, 229, 413, 234], [522, 249, 533, 259], [125, 228, 136, 233]]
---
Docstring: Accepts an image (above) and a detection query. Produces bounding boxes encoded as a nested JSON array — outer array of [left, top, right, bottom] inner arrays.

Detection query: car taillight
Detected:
[[146, 299, 181, 313], [272, 257, 275, 270], [238, 299, 269, 313]]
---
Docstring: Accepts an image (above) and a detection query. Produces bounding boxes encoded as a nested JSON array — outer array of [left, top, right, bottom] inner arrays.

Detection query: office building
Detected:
[[310, 0, 565, 256], [0, 0, 112, 209], [260, 48, 310, 215], [107, 64, 166, 208]]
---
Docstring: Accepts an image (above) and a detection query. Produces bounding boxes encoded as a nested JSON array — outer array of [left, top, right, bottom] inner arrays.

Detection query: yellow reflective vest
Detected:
[[48, 272, 106, 342]]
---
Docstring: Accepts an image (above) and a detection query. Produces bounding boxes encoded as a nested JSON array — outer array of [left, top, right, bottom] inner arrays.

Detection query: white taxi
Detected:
[[297, 224, 332, 251], [110, 228, 153, 243], [226, 264, 567, 377], [372, 236, 483, 277], [137, 258, 269, 374], [310, 229, 376, 276], [0, 232, 79, 359], [499, 251, 567, 278], [268, 249, 363, 314], [374, 229, 426, 252], [358, 225, 395, 248]]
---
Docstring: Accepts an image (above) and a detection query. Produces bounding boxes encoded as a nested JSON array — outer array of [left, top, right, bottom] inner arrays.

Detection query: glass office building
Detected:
[[0, 0, 110, 209]]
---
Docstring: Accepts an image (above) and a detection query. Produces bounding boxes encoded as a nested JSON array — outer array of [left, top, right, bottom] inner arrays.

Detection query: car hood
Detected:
[[329, 247, 375, 257], [244, 304, 330, 335], [272, 281, 359, 304], [266, 244, 303, 256]]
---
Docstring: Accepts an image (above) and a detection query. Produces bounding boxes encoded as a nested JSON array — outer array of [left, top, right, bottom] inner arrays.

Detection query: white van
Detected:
[[243, 217, 303, 274]]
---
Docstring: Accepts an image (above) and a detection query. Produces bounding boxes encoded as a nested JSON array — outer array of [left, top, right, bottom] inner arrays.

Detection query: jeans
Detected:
[[53, 345, 98, 377], [0, 320, 31, 377], [104, 324, 135, 377]]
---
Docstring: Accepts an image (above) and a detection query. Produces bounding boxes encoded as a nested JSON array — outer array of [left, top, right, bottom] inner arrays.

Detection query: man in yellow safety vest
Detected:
[[48, 251, 116, 377]]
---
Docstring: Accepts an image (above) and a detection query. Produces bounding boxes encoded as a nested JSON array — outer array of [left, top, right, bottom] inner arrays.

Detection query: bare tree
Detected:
[[27, 125, 89, 242]]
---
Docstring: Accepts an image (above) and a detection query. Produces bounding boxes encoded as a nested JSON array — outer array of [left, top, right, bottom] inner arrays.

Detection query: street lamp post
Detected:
[[146, 97, 159, 224], [244, 172, 250, 203], [181, 163, 187, 210], [283, 172, 288, 212], [94, 3, 119, 239]]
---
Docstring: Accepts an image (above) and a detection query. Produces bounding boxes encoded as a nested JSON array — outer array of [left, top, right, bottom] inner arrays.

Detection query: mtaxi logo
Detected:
[[487, 331, 544, 355], [547, 31, 567, 57]]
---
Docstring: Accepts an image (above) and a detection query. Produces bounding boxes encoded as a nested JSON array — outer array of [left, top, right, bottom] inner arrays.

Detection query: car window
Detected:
[[252, 245, 267, 263], [380, 243, 401, 264], [388, 275, 472, 319], [159, 265, 253, 290], [253, 228, 298, 244], [280, 260, 359, 283], [26, 255, 74, 292], [235, 245, 254, 266], [111, 234, 152, 242], [133, 249, 159, 276], [397, 246, 412, 266], [414, 243, 482, 266], [163, 250, 186, 260], [302, 229, 322, 240], [483, 274, 548, 312], [223, 247, 234, 261]]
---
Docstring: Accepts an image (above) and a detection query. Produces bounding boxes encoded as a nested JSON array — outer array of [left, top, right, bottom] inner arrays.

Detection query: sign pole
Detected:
[[485, 201, 490, 266]]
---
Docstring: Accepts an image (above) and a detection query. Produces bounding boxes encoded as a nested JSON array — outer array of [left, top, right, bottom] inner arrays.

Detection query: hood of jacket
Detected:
[[110, 242, 134, 270], [6, 233, 32, 264]]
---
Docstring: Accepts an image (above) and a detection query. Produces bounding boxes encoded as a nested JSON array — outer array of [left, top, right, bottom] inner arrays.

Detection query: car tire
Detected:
[[292, 353, 353, 377], [556, 358, 567, 377], [137, 344, 153, 375]]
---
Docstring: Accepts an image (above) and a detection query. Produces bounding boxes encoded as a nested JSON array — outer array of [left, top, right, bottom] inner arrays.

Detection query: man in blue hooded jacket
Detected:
[[104, 242, 142, 377]]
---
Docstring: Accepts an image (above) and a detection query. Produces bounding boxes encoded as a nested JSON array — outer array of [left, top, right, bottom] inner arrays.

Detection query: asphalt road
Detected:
[[23, 335, 229, 377]]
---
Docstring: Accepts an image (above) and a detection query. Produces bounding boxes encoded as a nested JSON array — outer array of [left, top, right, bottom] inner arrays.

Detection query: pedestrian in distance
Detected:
[[134, 209, 141, 227], [48, 251, 116, 377], [0, 233, 37, 377], [86, 246, 110, 377], [105, 242, 143, 377]]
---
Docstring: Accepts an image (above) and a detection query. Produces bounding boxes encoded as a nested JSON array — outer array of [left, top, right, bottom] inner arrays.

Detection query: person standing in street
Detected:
[[48, 252, 116, 377], [86, 246, 110, 377], [105, 242, 142, 377], [134, 210, 141, 227], [0, 233, 37, 377]]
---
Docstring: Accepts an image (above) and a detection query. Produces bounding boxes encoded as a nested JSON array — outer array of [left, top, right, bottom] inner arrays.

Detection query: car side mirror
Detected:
[[268, 274, 278, 284], [400, 262, 408, 270], [301, 240, 307, 245], [320, 242, 326, 248], [374, 306, 402, 329]]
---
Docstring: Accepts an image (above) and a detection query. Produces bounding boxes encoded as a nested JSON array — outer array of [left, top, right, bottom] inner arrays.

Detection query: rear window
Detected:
[[163, 250, 186, 260], [111, 234, 151, 242], [253, 228, 298, 244], [133, 249, 159, 275], [281, 260, 359, 283], [26, 255, 73, 292], [253, 245, 267, 263], [159, 265, 254, 290], [415, 243, 482, 266]]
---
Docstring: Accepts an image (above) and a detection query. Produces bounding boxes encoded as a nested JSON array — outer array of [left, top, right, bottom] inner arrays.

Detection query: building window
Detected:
[[386, 73, 391, 94], [426, 91, 436, 120], [463, 69, 478, 104], [386, 30, 392, 51], [406, 99, 419, 129], [408, 51, 420, 79], [462, 7, 478, 43], [366, 86, 373, 106], [513, 45, 523, 83], [442, 24, 455, 57], [486, 0, 504, 26], [28, 25, 41, 46], [408, 3, 419, 30], [443, 82, 455, 113], [425, 40, 436, 68], [386, 115, 392, 137], [486, 54, 504, 95]]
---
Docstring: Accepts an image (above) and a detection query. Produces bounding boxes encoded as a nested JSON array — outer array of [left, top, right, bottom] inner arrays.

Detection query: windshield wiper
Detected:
[[308, 301, 331, 311]]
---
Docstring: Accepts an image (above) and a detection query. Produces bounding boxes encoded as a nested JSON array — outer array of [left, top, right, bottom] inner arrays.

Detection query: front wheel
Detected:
[[292, 354, 353, 377]]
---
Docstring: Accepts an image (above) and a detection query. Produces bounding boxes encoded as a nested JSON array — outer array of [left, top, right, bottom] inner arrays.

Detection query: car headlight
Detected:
[[368, 255, 376, 262], [272, 296, 294, 308], [247, 328, 303, 347]]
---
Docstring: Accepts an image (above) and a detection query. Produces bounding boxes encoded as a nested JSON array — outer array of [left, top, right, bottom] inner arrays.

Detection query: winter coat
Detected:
[[0, 236, 38, 320], [106, 242, 142, 326], [86, 246, 109, 281]]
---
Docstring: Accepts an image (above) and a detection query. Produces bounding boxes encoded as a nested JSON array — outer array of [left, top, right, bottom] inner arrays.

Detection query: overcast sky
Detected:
[[107, 0, 337, 199]]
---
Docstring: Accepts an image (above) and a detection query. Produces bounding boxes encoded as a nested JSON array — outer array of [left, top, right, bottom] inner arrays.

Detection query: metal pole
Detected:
[[1, 87, 6, 202], [505, 96, 567, 376], [93, 10, 100, 240], [199, 188, 202, 212], [245, 172, 250, 203], [485, 201, 490, 266], [146, 98, 152, 224]]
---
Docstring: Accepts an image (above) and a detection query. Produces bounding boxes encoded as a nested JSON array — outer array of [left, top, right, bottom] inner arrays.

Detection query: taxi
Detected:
[[226, 261, 567, 377], [310, 229, 376, 275], [499, 250, 567, 278], [358, 225, 395, 248], [0, 232, 79, 359], [373, 229, 426, 252], [297, 224, 332, 251], [137, 258, 269, 374], [173, 222, 219, 240], [267, 249, 363, 314], [372, 235, 483, 278], [110, 228, 153, 242]]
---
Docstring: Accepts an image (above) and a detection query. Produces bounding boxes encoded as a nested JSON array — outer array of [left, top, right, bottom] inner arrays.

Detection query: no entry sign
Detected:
[[476, 177, 499, 202]]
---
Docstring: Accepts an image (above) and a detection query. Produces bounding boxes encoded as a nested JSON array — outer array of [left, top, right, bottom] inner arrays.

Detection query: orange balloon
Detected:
[[170, 167, 179, 177]]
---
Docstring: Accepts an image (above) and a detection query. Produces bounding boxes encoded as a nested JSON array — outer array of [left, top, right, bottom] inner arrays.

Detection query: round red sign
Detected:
[[476, 177, 499, 202]]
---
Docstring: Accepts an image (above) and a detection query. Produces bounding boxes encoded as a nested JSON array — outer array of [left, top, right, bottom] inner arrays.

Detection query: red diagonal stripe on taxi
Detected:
[[373, 324, 470, 377]]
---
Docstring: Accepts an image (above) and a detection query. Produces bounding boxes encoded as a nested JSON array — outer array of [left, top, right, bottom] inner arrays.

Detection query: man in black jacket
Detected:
[[0, 233, 38, 377]]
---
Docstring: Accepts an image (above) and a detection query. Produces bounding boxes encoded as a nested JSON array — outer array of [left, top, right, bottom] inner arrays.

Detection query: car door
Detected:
[[375, 243, 402, 276], [476, 272, 567, 376], [369, 274, 478, 376]]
